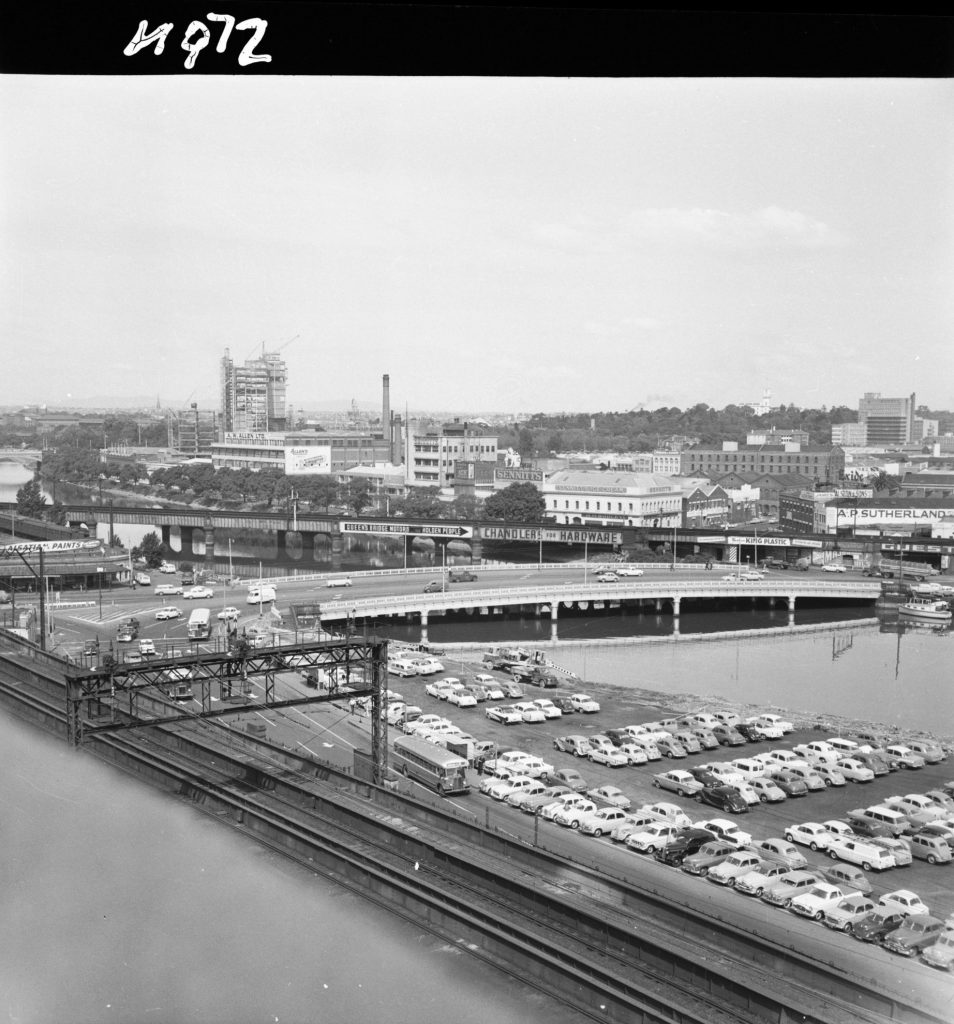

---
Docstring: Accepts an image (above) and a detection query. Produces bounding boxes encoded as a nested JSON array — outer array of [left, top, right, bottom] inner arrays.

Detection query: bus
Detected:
[[391, 735, 470, 796], [187, 607, 212, 640]]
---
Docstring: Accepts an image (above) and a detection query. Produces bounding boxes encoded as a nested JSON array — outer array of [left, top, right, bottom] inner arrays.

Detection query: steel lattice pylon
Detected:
[[64, 635, 390, 784]]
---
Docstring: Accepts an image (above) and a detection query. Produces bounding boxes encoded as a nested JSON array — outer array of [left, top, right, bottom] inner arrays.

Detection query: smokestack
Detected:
[[382, 374, 391, 460]]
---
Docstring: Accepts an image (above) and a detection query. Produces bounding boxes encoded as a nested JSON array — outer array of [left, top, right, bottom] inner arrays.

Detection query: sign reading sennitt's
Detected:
[[340, 522, 473, 539], [0, 540, 101, 556]]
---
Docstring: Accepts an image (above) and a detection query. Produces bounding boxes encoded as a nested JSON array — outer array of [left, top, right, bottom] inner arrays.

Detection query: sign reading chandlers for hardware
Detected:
[[482, 526, 622, 544], [340, 522, 473, 539]]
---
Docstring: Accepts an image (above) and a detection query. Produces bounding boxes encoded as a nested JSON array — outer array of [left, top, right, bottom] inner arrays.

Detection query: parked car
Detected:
[[734, 862, 793, 897], [626, 821, 683, 854], [610, 812, 660, 845], [852, 909, 909, 944], [707, 849, 764, 887], [446, 688, 478, 708], [920, 927, 954, 970], [822, 893, 878, 932], [792, 741, 840, 765], [687, 766, 722, 787], [644, 802, 692, 828], [155, 605, 181, 620], [736, 722, 770, 743], [538, 794, 594, 822], [906, 739, 945, 764], [751, 838, 807, 871], [652, 770, 703, 798], [656, 736, 688, 759], [550, 767, 588, 793], [822, 563, 847, 573], [588, 746, 629, 768], [690, 727, 720, 750], [760, 870, 822, 908], [767, 770, 809, 798], [712, 723, 746, 747], [486, 703, 525, 726], [695, 785, 749, 815], [785, 822, 834, 852], [550, 695, 577, 714], [908, 833, 952, 864], [748, 777, 787, 803], [827, 836, 896, 872], [821, 863, 873, 895], [679, 840, 736, 876], [697, 818, 752, 848], [519, 785, 573, 816], [671, 729, 702, 754], [789, 883, 850, 921], [569, 693, 600, 713], [577, 806, 632, 837], [811, 763, 848, 787], [883, 915, 946, 957], [586, 785, 631, 809], [616, 742, 650, 766], [653, 828, 714, 867], [877, 889, 930, 918], [553, 735, 591, 756], [531, 698, 562, 719]]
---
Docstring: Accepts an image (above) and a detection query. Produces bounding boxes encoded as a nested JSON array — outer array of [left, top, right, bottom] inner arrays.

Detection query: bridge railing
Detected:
[[315, 579, 882, 617]]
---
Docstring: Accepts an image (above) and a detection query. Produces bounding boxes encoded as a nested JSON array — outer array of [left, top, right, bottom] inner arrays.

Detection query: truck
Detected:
[[509, 663, 559, 688], [187, 607, 212, 640], [246, 584, 277, 604]]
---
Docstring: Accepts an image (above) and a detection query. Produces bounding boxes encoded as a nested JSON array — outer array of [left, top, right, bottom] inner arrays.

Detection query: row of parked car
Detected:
[[475, 749, 954, 966]]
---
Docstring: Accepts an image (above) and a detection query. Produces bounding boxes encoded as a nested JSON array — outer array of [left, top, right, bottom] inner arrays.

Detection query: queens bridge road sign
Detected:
[[340, 521, 473, 539]]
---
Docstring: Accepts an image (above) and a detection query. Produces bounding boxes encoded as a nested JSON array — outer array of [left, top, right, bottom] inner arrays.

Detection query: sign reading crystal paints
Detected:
[[482, 526, 622, 544], [340, 521, 473, 538]]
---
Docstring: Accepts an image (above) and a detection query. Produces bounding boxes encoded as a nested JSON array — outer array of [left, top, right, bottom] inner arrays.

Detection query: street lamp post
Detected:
[[96, 566, 103, 620]]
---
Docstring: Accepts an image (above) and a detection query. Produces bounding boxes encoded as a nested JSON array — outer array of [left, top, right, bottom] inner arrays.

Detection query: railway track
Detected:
[[0, 648, 947, 1024]]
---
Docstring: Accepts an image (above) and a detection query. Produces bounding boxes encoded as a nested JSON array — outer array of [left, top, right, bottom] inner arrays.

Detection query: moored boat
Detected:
[[898, 597, 952, 622]]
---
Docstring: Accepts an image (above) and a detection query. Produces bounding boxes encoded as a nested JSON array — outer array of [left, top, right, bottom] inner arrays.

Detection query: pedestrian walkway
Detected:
[[59, 604, 156, 624]]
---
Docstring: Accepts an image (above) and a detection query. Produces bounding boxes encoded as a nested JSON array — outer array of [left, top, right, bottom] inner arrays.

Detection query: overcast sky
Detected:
[[2, 76, 952, 416]]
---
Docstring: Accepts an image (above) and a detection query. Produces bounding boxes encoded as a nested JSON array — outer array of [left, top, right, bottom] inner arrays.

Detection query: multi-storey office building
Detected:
[[543, 470, 684, 528], [857, 392, 915, 446], [405, 420, 497, 488], [210, 430, 390, 474], [680, 442, 845, 484]]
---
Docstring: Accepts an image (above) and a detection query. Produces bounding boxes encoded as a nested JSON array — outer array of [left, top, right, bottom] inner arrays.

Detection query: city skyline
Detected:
[[2, 76, 952, 413]]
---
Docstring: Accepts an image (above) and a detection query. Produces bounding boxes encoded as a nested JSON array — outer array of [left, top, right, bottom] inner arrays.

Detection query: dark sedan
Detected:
[[736, 722, 768, 742], [851, 909, 908, 944], [653, 828, 714, 867], [687, 766, 722, 788], [694, 785, 749, 814]]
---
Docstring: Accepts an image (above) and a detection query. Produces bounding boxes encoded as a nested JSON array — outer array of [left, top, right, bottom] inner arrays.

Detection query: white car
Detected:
[[822, 892, 877, 932], [513, 702, 547, 723], [617, 742, 650, 766], [154, 606, 181, 620], [513, 756, 554, 780], [578, 807, 631, 837], [748, 777, 787, 803], [569, 693, 600, 713], [754, 714, 794, 735], [486, 775, 536, 802], [325, 577, 353, 587], [878, 889, 930, 918], [645, 802, 692, 828], [836, 758, 876, 783], [473, 673, 504, 697], [707, 849, 764, 887], [614, 565, 644, 577], [159, 562, 176, 573], [784, 822, 834, 852], [531, 698, 563, 719], [217, 606, 240, 621], [789, 883, 848, 921], [485, 705, 524, 725], [588, 747, 629, 768], [812, 764, 847, 787], [738, 570, 764, 581], [594, 571, 619, 583], [183, 585, 214, 599], [697, 818, 752, 848], [446, 689, 477, 708], [425, 680, 457, 700], [539, 794, 594, 822], [792, 741, 840, 765], [626, 821, 682, 853], [412, 657, 444, 675], [154, 583, 183, 596], [652, 770, 703, 798], [822, 563, 847, 573], [138, 639, 156, 656]]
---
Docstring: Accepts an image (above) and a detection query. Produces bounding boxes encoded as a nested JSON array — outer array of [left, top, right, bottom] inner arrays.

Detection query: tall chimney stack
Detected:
[[382, 374, 391, 460]]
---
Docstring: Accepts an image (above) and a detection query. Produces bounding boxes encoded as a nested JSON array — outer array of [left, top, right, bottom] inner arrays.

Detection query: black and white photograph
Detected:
[[1, 8, 953, 1024]]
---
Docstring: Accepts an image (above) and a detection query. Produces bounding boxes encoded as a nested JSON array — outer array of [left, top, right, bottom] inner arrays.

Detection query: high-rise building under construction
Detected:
[[220, 347, 288, 435]]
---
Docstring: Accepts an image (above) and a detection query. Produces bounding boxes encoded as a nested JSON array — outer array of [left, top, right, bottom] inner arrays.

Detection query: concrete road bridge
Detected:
[[314, 577, 883, 642]]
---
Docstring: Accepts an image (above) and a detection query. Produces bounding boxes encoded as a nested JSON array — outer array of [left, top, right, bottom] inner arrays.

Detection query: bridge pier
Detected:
[[420, 610, 428, 645], [787, 594, 796, 625], [330, 531, 344, 570], [470, 537, 482, 562], [672, 596, 681, 618], [550, 602, 558, 641], [204, 522, 215, 568]]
